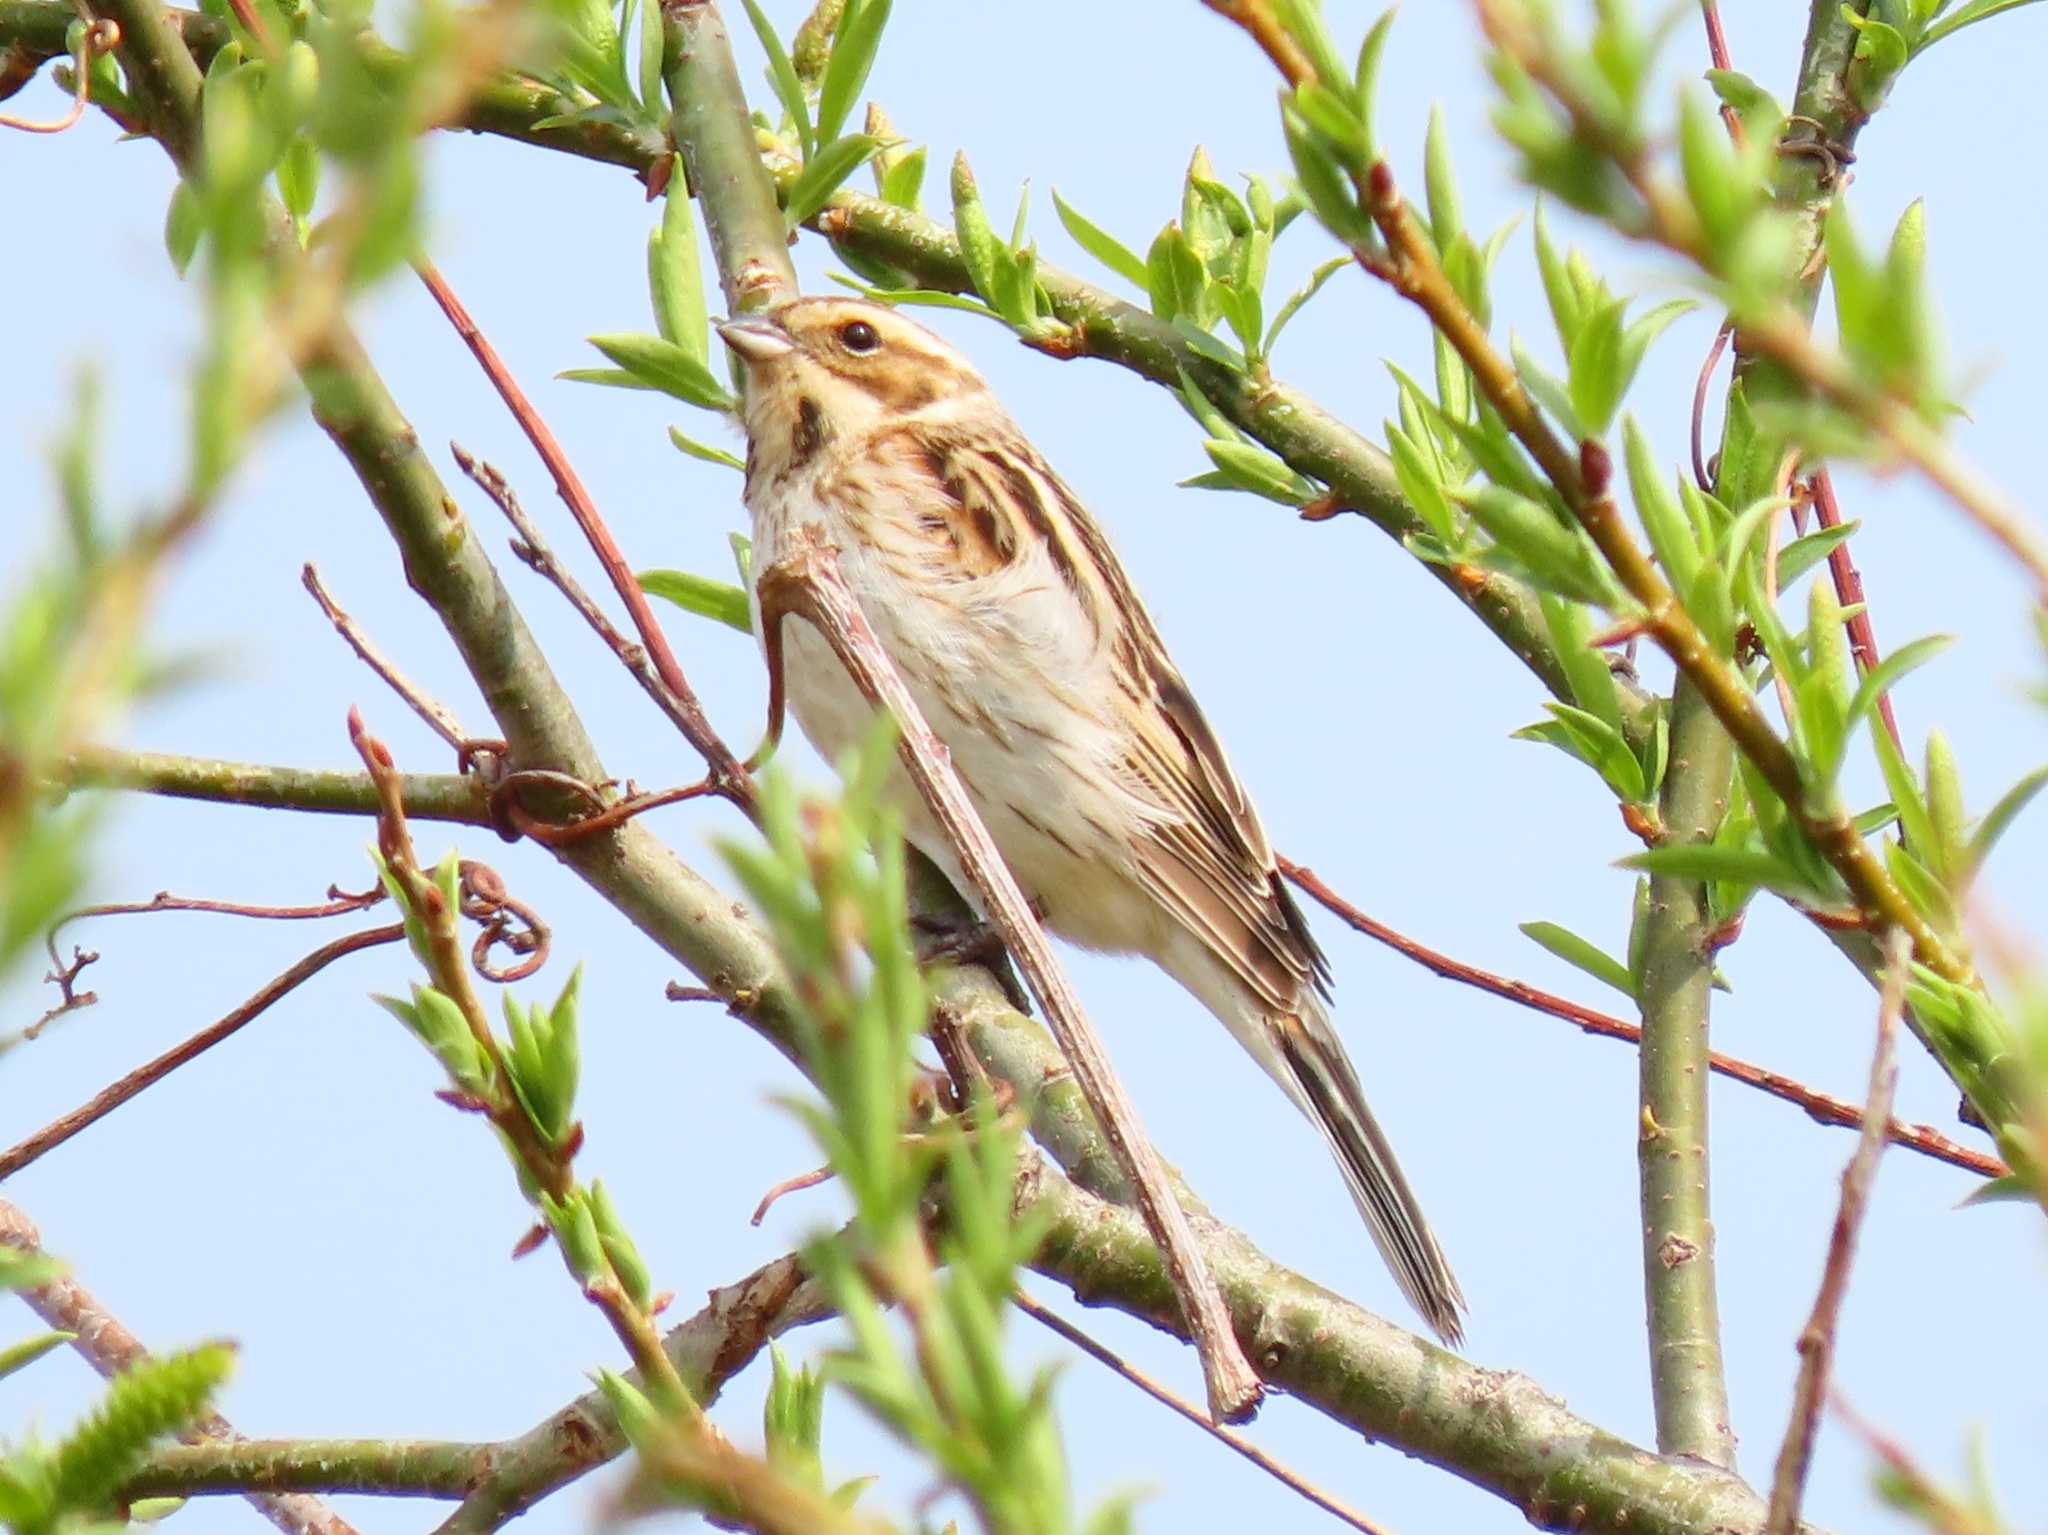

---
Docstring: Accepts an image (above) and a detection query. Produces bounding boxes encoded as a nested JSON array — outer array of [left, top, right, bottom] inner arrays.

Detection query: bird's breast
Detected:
[[744, 489, 1164, 952]]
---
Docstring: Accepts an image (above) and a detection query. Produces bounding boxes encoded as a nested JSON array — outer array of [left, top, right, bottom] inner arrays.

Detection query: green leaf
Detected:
[[558, 367, 659, 391], [784, 132, 887, 230], [815, 0, 891, 146], [1966, 763, 2048, 879], [825, 274, 999, 318], [1776, 520, 1859, 587], [1624, 417, 1698, 593], [0, 1329, 73, 1382], [1566, 297, 1626, 436], [587, 332, 735, 410], [879, 144, 925, 209], [1051, 190, 1148, 290], [1194, 440, 1315, 505], [668, 424, 745, 471], [1264, 255, 1348, 356], [639, 567, 753, 634], [736, 0, 813, 156], [950, 152, 1002, 304], [1924, 729, 1967, 883], [1844, 10, 1909, 103], [1146, 224, 1206, 323], [1532, 202, 1582, 351], [276, 133, 319, 227], [635, 0, 663, 113], [1422, 103, 1462, 250], [1917, 0, 2045, 51], [1171, 316, 1243, 371], [1519, 920, 1634, 998], [1703, 68, 1782, 123], [48, 1344, 234, 1517], [1512, 333, 1586, 442], [1621, 844, 1834, 904], [1846, 634, 1952, 734], [649, 157, 709, 360], [1280, 103, 1371, 244], [164, 182, 204, 276], [1459, 485, 1615, 605]]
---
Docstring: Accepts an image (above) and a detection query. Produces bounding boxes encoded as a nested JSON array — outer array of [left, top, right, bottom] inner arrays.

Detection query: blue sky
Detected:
[[4, 3, 2046, 1532]]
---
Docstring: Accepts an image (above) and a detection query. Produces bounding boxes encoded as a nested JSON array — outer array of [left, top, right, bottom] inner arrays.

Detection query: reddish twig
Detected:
[[1014, 1289, 1392, 1535], [414, 262, 748, 803], [30, 883, 385, 1034], [0, 925, 405, 1182], [1808, 467, 1903, 753], [757, 526, 1263, 1424], [1697, 1, 1743, 146], [486, 771, 718, 849], [457, 860, 551, 983], [1692, 321, 1733, 491], [749, 1163, 835, 1226], [1829, 1396, 1989, 1535], [0, 14, 117, 132], [1764, 927, 1906, 1535], [0, 1198, 363, 1535], [1276, 858, 2003, 1179], [451, 447, 740, 805], [303, 565, 473, 756]]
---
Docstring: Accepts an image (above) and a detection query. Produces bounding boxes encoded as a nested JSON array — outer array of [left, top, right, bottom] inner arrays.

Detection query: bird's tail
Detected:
[[1274, 1005, 1466, 1345]]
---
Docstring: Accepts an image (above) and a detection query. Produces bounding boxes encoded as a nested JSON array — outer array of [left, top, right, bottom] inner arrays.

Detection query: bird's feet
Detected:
[[910, 908, 1032, 1016]]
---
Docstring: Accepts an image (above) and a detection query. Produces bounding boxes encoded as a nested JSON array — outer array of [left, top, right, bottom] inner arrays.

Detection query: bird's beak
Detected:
[[717, 316, 797, 364]]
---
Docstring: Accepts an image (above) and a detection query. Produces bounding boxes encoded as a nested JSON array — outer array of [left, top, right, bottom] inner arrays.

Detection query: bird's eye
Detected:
[[839, 320, 881, 353]]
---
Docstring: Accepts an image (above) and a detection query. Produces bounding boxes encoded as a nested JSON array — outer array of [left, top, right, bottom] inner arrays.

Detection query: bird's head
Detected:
[[718, 296, 986, 476]]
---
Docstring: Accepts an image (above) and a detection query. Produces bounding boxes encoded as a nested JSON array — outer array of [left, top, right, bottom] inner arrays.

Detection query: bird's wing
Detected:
[[864, 416, 1329, 1015], [954, 425, 1330, 1015]]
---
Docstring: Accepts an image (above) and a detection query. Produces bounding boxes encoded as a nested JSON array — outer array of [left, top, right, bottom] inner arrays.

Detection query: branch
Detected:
[[1018, 1155, 1814, 1535], [108, 1153, 1828, 1535], [0, 925, 404, 1181], [1015, 1290, 1389, 1535], [61, 746, 492, 822], [0, 1198, 365, 1535], [415, 265, 748, 801], [1764, 927, 1906, 1535], [1278, 858, 2001, 1178], [1633, 679, 1736, 1465], [756, 528, 1262, 1423], [662, 0, 796, 314], [104, 1248, 831, 1530]]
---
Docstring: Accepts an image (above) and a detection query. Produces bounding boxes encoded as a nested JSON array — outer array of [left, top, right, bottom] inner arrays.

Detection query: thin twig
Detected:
[[302, 564, 471, 754], [1807, 468, 1902, 754], [0, 925, 404, 1181], [1697, 1, 1742, 145], [1764, 925, 1907, 1535], [27, 882, 385, 1035], [0, 11, 114, 131], [750, 1163, 835, 1226], [450, 445, 739, 798], [414, 261, 748, 802], [1278, 858, 2001, 1179], [1014, 1289, 1393, 1535], [0, 1198, 365, 1535], [756, 527, 1263, 1424], [1692, 322, 1733, 490]]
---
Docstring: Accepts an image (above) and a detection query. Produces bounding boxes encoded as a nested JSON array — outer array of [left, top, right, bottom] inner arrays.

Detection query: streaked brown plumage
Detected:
[[721, 295, 1465, 1343]]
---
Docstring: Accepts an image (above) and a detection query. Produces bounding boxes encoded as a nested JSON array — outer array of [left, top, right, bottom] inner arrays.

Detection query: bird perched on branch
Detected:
[[719, 295, 1464, 1344]]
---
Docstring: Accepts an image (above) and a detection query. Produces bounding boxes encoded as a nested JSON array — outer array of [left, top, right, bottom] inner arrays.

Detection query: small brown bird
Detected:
[[719, 295, 1465, 1343]]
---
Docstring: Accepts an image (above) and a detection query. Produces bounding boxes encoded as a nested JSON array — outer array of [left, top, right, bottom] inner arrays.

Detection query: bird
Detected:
[[717, 294, 1465, 1344]]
